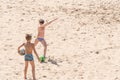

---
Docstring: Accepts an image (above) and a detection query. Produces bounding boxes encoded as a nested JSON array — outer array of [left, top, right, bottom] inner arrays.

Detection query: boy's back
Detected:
[[24, 42, 34, 54], [18, 34, 40, 80]]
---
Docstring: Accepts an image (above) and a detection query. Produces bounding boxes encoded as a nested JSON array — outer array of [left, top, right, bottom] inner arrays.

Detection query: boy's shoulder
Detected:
[[24, 42, 34, 45], [27, 43, 34, 45], [31, 43, 34, 45], [31, 43, 35, 48]]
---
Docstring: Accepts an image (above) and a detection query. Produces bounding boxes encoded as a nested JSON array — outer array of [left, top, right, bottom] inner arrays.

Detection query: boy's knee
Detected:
[[44, 45, 47, 49], [45, 44, 47, 48], [32, 67, 35, 71], [32, 65, 35, 69], [25, 66, 28, 69]]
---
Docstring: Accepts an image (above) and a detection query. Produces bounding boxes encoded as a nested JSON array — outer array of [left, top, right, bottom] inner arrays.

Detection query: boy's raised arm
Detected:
[[43, 18, 58, 27]]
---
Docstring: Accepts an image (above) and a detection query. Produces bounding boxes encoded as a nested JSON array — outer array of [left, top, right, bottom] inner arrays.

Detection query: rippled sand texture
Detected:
[[0, 0, 120, 80]]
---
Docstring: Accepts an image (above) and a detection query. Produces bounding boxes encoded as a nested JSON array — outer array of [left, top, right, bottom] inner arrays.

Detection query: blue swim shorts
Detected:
[[24, 54, 34, 61], [37, 38, 44, 41]]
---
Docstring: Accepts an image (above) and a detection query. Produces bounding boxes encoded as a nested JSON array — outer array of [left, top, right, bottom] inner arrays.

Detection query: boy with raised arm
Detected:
[[34, 18, 58, 58]]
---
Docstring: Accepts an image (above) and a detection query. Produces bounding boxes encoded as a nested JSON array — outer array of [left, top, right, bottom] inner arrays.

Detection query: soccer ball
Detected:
[[19, 49, 25, 55], [40, 55, 45, 62]]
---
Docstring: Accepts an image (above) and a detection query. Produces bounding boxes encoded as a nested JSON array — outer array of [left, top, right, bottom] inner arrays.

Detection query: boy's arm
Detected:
[[43, 18, 58, 27], [33, 44, 40, 62], [18, 43, 24, 53]]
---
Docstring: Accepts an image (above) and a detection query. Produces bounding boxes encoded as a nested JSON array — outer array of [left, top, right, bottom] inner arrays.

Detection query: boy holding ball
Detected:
[[18, 34, 40, 80]]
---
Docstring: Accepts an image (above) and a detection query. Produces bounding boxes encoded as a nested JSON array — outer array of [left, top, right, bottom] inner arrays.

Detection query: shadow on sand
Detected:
[[47, 57, 60, 66]]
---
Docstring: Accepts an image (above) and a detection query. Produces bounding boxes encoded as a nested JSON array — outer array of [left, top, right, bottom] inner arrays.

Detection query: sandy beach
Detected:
[[1, 0, 120, 80]]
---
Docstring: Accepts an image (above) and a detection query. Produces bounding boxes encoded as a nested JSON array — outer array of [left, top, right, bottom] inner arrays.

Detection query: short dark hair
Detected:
[[39, 19, 44, 24], [26, 34, 32, 40]]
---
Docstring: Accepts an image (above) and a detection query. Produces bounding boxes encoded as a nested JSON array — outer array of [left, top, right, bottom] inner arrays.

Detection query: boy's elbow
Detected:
[[18, 47, 20, 50], [34, 51, 37, 54]]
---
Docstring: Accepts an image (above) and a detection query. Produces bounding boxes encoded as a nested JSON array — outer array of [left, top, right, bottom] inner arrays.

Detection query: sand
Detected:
[[1, 0, 120, 80]]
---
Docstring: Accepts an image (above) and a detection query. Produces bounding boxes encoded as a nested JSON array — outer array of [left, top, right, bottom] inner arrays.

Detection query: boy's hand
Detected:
[[37, 57, 41, 63], [18, 50, 20, 53], [39, 59, 41, 63]]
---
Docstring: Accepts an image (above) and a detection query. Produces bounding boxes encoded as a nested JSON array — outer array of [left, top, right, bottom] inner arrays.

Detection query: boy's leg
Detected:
[[24, 61, 28, 79], [34, 38, 39, 46], [40, 40, 47, 57], [30, 61, 36, 80]]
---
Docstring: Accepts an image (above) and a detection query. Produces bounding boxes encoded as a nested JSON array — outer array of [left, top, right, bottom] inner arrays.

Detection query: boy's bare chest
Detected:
[[39, 27, 45, 30], [39, 27, 45, 32]]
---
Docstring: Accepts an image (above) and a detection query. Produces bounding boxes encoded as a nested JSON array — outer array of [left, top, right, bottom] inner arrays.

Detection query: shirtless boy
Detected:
[[18, 34, 40, 80], [34, 18, 58, 58]]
